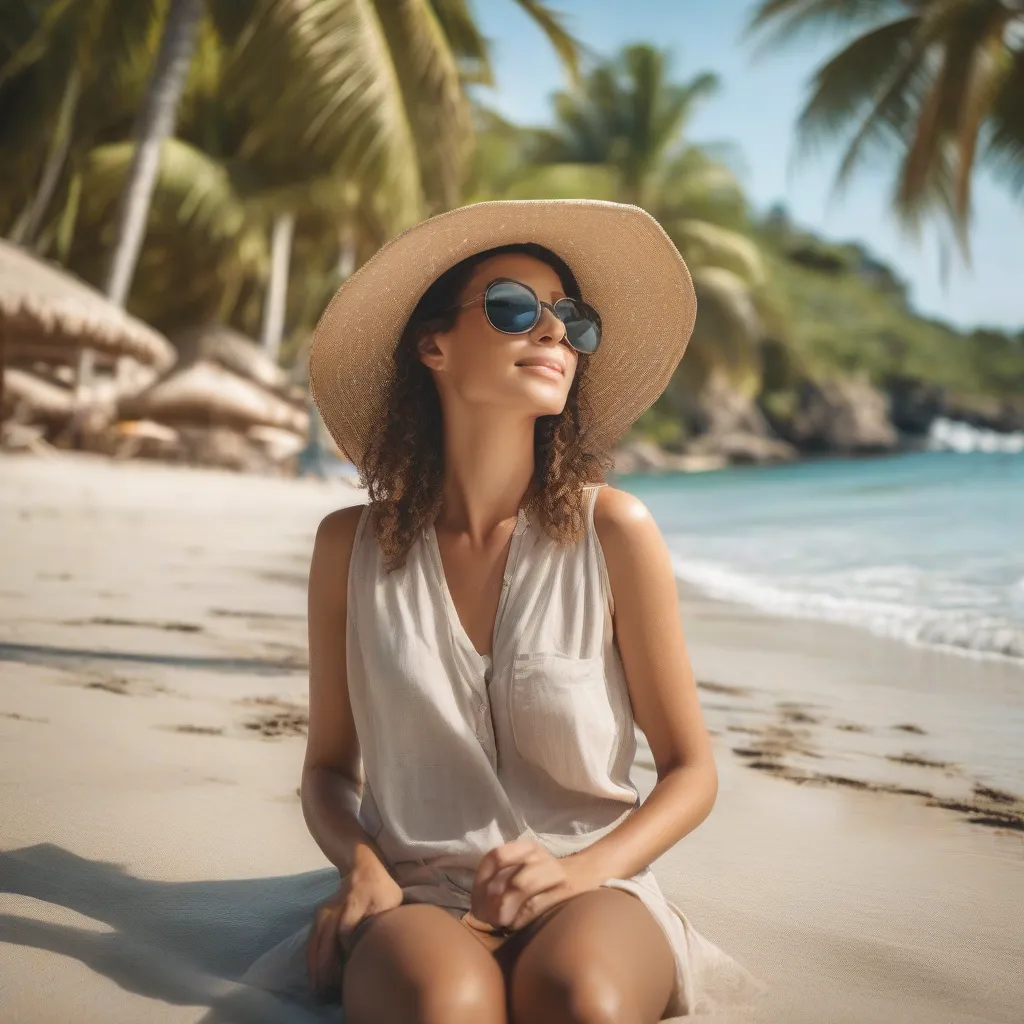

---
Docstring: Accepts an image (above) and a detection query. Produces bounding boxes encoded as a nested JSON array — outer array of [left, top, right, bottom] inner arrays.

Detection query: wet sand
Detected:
[[1, 452, 1022, 1024]]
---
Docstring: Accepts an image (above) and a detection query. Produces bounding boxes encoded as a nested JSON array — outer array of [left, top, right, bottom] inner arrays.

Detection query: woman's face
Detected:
[[418, 252, 580, 416]]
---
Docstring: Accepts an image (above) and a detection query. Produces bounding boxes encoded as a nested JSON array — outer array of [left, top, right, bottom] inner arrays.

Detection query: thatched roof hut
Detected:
[[119, 360, 309, 436], [172, 325, 303, 400], [0, 240, 176, 372]]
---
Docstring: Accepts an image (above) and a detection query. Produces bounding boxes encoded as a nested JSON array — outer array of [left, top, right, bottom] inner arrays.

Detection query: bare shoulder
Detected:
[[316, 502, 367, 547], [591, 484, 671, 596], [309, 502, 368, 594], [591, 484, 660, 551]]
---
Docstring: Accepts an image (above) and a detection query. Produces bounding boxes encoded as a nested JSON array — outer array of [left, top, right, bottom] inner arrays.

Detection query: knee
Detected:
[[522, 968, 635, 1024], [412, 968, 505, 1024]]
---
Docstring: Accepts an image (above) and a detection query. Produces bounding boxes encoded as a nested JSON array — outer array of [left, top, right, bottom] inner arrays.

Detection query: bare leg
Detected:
[[501, 888, 676, 1024], [342, 903, 507, 1024]]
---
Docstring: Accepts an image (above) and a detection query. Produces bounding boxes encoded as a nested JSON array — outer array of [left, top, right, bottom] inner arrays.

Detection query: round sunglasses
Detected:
[[451, 278, 602, 355]]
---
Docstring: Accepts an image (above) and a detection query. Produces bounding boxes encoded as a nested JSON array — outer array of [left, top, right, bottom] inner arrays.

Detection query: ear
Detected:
[[417, 329, 446, 372]]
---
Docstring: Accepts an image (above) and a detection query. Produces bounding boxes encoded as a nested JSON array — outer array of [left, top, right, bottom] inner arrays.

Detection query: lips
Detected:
[[515, 358, 565, 376]]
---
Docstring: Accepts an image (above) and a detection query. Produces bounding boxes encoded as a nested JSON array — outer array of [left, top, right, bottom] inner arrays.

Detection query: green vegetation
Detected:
[[1, 3, 1020, 441], [754, 207, 1023, 400], [746, 0, 1024, 253]]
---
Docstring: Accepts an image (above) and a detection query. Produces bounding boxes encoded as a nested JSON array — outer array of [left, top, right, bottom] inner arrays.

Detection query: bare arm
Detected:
[[300, 503, 389, 877], [573, 485, 719, 882]]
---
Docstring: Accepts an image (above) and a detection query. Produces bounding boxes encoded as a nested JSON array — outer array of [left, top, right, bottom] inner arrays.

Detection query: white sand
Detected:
[[1, 453, 1022, 1024]]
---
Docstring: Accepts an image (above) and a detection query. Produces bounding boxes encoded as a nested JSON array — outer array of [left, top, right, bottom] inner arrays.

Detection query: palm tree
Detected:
[[746, 0, 1024, 253], [0, 0, 163, 254], [1, 0, 581, 367], [469, 44, 767, 397]]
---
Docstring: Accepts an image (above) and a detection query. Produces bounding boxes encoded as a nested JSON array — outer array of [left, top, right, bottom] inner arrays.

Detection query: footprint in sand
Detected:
[[778, 708, 821, 725], [243, 711, 309, 738], [165, 724, 225, 736], [892, 723, 928, 735], [74, 616, 204, 633], [886, 753, 954, 769], [697, 680, 752, 698], [1, 711, 49, 723], [235, 696, 309, 738], [209, 608, 305, 622], [972, 783, 1020, 805], [85, 677, 133, 695]]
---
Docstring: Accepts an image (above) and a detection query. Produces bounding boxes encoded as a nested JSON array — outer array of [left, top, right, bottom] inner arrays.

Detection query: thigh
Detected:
[[342, 903, 507, 1024], [503, 887, 676, 1024]]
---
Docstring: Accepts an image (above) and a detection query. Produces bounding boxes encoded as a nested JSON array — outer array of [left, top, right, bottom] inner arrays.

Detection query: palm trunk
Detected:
[[337, 228, 357, 280], [76, 0, 204, 402], [9, 65, 81, 250], [260, 211, 296, 362]]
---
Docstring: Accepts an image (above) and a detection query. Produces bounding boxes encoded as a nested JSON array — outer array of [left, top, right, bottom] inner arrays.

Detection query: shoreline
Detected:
[[671, 563, 1024, 669], [673, 579, 1024, 831], [1, 452, 1022, 1024]]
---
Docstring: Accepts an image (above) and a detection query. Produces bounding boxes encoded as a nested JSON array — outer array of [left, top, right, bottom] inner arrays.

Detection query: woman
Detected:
[[300, 199, 765, 1022]]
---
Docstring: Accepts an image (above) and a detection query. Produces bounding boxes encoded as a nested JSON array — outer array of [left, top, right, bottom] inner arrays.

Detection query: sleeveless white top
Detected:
[[345, 484, 766, 1017]]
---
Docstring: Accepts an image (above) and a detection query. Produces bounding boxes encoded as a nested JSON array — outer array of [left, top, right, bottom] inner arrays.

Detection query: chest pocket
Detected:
[[508, 652, 622, 796]]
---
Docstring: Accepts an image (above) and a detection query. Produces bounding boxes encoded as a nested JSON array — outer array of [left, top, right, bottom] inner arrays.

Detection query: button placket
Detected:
[[478, 658, 499, 766]]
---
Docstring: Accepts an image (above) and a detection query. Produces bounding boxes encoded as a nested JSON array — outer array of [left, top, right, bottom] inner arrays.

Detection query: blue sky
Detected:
[[473, 0, 1023, 332]]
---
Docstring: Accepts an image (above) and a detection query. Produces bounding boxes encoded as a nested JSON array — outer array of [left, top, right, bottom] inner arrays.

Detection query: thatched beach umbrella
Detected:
[[0, 240, 176, 384], [119, 360, 309, 436], [172, 325, 304, 400], [2, 367, 75, 424]]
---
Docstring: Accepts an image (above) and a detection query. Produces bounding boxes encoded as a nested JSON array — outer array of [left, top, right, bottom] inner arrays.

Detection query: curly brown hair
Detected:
[[360, 242, 615, 573]]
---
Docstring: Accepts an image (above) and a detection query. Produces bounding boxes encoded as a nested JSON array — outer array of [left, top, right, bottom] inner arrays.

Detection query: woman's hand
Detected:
[[306, 848, 403, 997], [471, 839, 606, 932]]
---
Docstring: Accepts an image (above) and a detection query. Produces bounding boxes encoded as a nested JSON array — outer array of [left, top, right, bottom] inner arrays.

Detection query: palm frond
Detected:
[[428, 0, 493, 85], [218, 0, 427, 227], [983, 46, 1024, 198], [0, 0, 77, 83], [510, 0, 581, 84], [829, 32, 932, 196], [951, 29, 1008, 225], [793, 15, 919, 161], [894, 2, 1010, 247], [688, 265, 762, 374], [673, 220, 766, 286], [746, 0, 912, 53], [84, 138, 251, 245], [372, 0, 475, 211], [486, 162, 620, 201]]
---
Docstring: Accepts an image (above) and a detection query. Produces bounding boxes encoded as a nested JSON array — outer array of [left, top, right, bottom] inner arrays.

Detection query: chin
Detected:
[[521, 380, 570, 406]]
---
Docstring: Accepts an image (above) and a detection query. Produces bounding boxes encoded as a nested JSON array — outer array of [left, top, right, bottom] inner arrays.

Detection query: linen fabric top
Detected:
[[344, 483, 766, 1018]]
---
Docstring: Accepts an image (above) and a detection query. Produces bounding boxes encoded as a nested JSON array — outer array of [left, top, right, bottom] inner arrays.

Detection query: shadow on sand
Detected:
[[0, 844, 343, 1022]]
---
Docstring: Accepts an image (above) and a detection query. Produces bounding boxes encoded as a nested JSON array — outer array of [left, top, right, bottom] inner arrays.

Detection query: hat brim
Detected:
[[309, 199, 696, 472]]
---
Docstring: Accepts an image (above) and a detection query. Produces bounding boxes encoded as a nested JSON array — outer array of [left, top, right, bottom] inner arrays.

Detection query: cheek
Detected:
[[446, 333, 509, 396]]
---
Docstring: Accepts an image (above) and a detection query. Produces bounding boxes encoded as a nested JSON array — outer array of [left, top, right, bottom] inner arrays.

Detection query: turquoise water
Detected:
[[619, 451, 1024, 662]]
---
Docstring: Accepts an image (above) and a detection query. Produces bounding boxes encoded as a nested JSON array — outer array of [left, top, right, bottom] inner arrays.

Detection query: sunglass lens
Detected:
[[555, 298, 601, 354], [485, 280, 539, 334]]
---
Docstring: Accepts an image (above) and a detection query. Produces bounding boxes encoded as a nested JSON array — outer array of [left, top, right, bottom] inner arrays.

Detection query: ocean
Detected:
[[620, 451, 1023, 663]]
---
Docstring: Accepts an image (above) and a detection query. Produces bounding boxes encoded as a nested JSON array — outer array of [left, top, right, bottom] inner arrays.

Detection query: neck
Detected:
[[435, 405, 537, 543]]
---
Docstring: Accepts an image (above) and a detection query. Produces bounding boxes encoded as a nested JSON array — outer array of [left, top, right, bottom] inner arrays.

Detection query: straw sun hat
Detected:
[[308, 199, 697, 474]]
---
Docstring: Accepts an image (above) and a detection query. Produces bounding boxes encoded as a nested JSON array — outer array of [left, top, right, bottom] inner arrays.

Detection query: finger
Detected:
[[495, 863, 562, 927], [510, 884, 567, 931], [473, 862, 522, 923], [335, 896, 370, 954], [475, 840, 539, 889], [474, 840, 542, 903]]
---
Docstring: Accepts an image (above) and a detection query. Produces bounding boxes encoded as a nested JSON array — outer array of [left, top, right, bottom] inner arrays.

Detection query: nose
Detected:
[[531, 304, 568, 346]]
